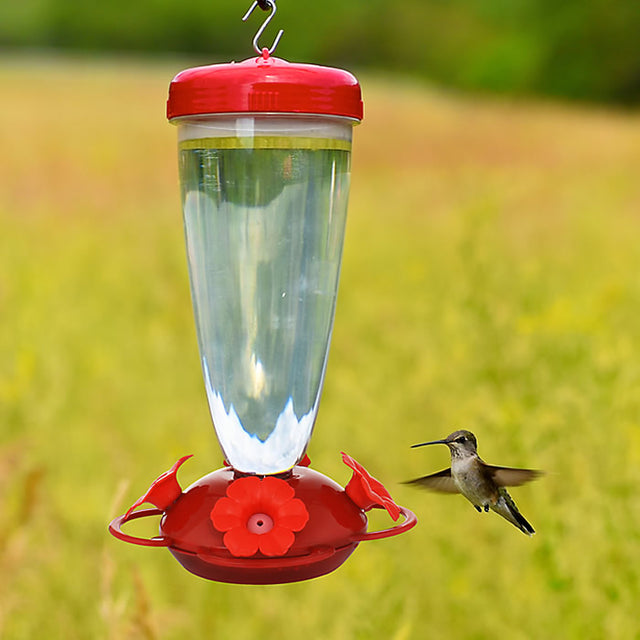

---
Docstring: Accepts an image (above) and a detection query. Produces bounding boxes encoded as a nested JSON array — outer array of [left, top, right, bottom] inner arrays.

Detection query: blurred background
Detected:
[[2, 1, 640, 639], [2, 0, 640, 105]]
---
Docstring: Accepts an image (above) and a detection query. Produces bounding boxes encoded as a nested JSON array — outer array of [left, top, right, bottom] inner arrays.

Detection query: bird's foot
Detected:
[[474, 505, 482, 513], [483, 504, 490, 512]]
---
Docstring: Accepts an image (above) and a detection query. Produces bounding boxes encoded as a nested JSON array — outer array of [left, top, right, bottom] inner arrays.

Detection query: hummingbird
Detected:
[[407, 430, 541, 536]]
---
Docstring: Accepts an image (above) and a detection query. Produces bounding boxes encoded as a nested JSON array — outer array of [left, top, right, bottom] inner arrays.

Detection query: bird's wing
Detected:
[[488, 466, 542, 487], [405, 468, 460, 494]]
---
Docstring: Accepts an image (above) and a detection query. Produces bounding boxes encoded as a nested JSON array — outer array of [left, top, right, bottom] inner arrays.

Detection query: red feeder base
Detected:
[[109, 462, 416, 585]]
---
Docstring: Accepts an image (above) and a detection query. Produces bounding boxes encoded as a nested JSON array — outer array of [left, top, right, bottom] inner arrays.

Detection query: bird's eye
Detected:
[[456, 436, 466, 443]]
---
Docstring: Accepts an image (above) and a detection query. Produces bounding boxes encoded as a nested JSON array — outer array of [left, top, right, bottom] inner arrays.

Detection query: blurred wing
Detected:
[[405, 468, 460, 494], [488, 466, 542, 487]]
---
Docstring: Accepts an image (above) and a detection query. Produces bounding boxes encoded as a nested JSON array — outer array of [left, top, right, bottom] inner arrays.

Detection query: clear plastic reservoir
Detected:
[[177, 116, 354, 474]]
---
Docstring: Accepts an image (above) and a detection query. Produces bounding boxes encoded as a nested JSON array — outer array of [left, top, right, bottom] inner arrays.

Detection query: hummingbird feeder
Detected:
[[109, 0, 416, 584]]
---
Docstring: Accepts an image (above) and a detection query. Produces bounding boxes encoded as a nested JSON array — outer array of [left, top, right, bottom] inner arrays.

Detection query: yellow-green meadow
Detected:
[[2, 57, 640, 639]]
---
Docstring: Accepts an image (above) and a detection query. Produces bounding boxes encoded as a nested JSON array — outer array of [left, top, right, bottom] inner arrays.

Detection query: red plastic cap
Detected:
[[167, 54, 363, 121]]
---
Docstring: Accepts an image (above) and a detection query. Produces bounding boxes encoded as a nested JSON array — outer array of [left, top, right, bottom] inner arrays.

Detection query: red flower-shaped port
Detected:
[[342, 452, 401, 521], [125, 455, 193, 519], [211, 476, 309, 557], [298, 453, 311, 467]]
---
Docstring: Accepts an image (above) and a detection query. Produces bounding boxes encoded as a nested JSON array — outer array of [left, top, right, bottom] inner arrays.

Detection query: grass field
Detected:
[[2, 55, 640, 639]]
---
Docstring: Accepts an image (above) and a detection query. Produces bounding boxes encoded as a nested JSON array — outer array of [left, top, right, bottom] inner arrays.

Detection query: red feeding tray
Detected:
[[109, 455, 416, 584]]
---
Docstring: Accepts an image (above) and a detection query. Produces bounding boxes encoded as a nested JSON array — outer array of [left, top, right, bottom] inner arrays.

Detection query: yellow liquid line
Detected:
[[179, 136, 352, 152]]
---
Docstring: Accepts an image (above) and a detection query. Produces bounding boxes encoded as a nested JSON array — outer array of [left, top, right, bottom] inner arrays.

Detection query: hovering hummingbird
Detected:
[[407, 430, 541, 536]]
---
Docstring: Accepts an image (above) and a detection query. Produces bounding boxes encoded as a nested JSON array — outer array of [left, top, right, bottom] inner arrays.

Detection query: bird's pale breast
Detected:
[[451, 457, 497, 506]]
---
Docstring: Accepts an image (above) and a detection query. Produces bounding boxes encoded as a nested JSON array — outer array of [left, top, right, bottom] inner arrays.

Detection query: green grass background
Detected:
[[1, 57, 640, 639]]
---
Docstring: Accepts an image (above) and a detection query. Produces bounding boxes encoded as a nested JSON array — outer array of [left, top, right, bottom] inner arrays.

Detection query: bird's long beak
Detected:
[[411, 439, 448, 448]]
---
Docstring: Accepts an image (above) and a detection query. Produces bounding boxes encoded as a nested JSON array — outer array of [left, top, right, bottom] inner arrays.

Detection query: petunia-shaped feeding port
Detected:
[[108, 1, 416, 584], [342, 453, 402, 521], [211, 476, 309, 557], [124, 455, 193, 519]]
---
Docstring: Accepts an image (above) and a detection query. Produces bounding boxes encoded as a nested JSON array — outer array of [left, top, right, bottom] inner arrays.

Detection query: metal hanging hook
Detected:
[[242, 0, 284, 57]]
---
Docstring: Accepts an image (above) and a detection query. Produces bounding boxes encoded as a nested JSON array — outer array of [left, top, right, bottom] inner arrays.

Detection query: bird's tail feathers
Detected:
[[494, 489, 535, 536]]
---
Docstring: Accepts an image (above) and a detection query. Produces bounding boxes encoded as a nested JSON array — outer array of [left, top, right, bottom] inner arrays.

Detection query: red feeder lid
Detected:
[[167, 52, 363, 121]]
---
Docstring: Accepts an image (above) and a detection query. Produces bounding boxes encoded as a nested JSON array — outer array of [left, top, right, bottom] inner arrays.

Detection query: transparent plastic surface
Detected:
[[178, 117, 353, 474]]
